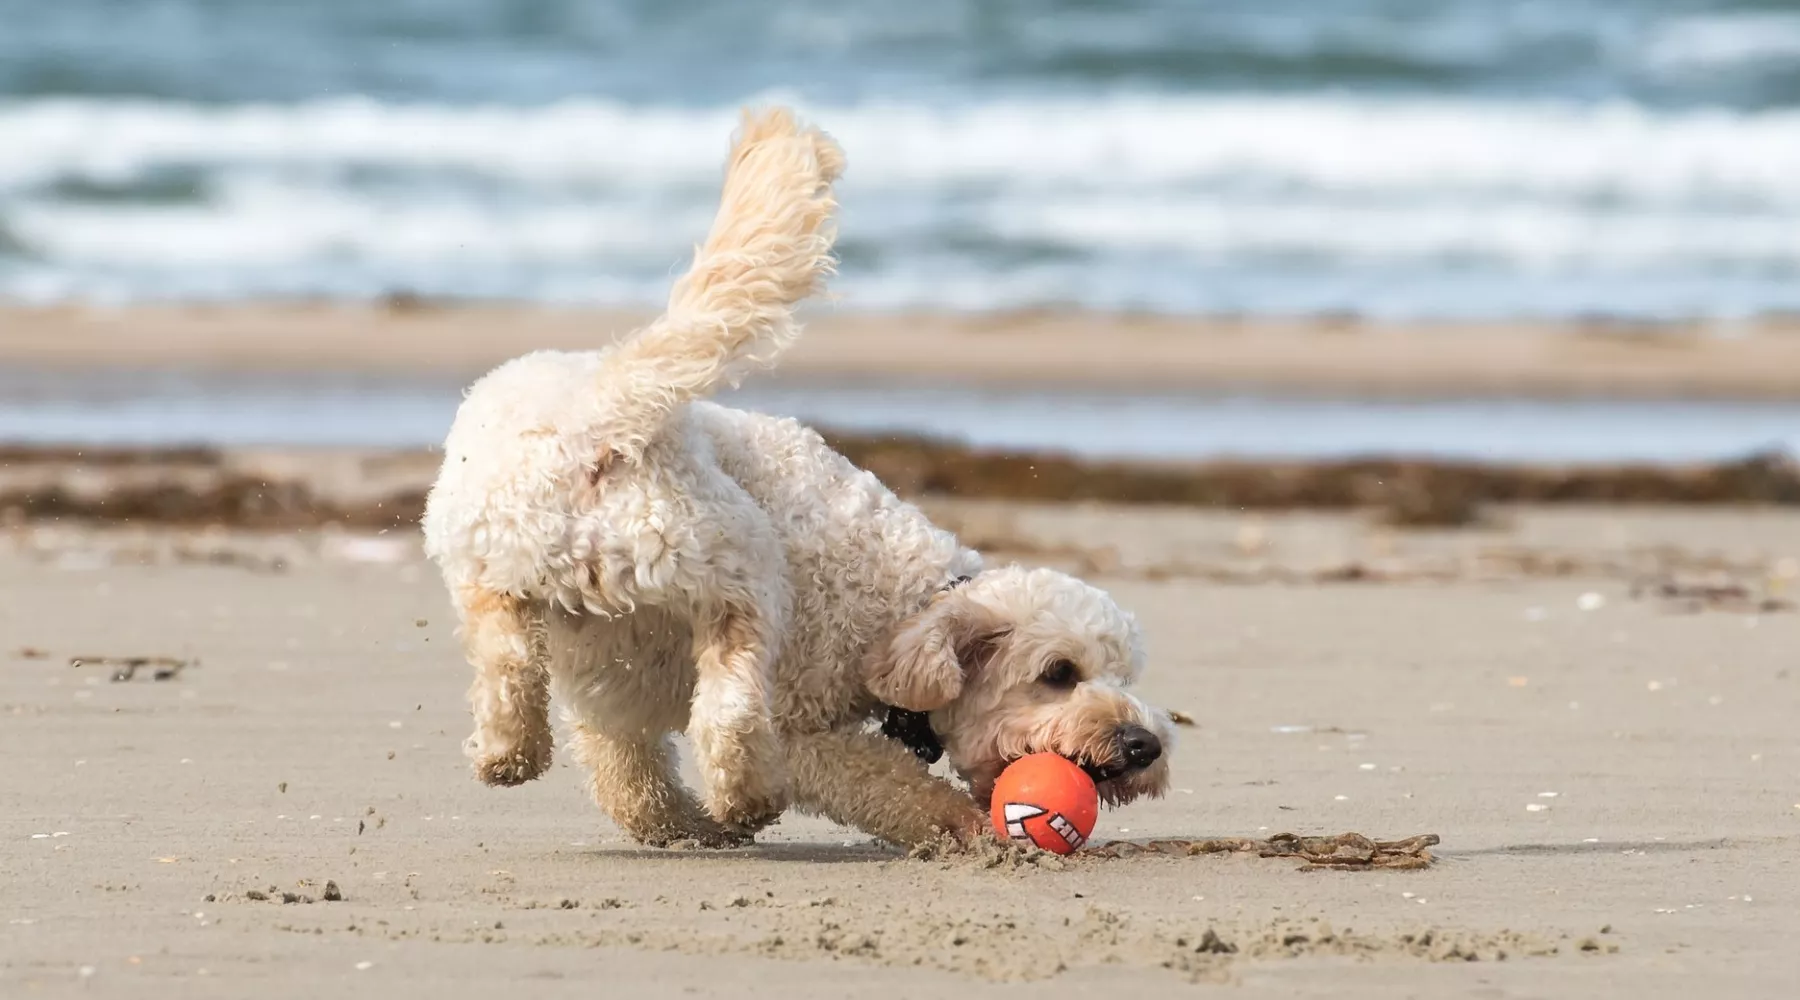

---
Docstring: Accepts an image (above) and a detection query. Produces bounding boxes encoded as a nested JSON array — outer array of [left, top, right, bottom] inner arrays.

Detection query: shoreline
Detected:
[[5, 303, 1800, 400]]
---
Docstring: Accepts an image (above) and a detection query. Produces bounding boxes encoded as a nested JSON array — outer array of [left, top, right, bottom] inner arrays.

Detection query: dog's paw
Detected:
[[468, 735, 551, 787], [701, 771, 789, 835], [473, 753, 545, 787], [635, 816, 756, 850], [888, 800, 988, 855], [704, 791, 788, 836], [692, 725, 790, 832], [897, 822, 992, 859], [649, 828, 756, 851]]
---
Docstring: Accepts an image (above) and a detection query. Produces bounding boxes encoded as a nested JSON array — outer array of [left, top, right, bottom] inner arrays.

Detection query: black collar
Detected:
[[881, 705, 942, 764], [879, 575, 971, 765]]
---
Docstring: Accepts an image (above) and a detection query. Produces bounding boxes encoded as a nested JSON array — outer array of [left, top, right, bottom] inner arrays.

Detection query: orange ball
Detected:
[[990, 753, 1099, 855]]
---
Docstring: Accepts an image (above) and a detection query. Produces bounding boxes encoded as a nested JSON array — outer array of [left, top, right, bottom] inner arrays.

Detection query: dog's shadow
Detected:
[[583, 841, 906, 865], [1443, 837, 1744, 858]]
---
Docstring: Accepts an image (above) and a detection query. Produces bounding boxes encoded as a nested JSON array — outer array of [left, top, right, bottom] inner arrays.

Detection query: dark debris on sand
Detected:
[[1086, 832, 1440, 871], [3, 439, 1797, 530], [906, 830, 1438, 872]]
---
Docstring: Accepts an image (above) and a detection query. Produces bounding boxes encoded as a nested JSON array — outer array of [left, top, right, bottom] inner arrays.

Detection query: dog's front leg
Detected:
[[455, 586, 553, 786], [785, 730, 985, 849]]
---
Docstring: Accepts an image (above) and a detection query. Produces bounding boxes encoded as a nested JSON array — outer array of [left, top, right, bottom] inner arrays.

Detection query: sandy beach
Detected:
[[11, 1, 1800, 994], [2, 305, 1797, 1000], [4, 499, 1797, 998], [7, 305, 1800, 399]]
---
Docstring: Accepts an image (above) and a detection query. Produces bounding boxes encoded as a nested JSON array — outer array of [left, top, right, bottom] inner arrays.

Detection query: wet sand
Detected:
[[4, 504, 1797, 998], [7, 304, 1800, 398]]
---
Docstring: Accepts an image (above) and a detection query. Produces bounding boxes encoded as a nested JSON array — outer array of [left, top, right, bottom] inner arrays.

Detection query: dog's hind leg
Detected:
[[548, 606, 747, 848], [566, 450, 792, 837], [565, 723, 747, 848], [785, 730, 985, 849], [687, 603, 788, 835], [455, 587, 554, 787]]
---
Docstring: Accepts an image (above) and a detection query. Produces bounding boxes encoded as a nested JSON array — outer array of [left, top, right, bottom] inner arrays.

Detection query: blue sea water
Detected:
[[1, 368, 1794, 463], [5, 1, 1800, 319]]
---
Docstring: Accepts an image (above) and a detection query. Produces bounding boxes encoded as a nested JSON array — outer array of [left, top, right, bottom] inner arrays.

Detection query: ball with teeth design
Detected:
[[989, 753, 1099, 855]]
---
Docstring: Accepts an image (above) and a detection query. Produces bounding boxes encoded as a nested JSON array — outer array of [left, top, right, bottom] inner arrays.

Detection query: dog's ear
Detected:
[[864, 589, 1006, 712]]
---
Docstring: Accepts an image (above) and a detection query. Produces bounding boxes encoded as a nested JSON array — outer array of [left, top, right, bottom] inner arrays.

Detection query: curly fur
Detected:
[[421, 107, 1171, 849]]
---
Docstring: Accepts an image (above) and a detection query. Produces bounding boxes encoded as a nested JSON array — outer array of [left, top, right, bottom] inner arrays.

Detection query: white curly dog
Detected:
[[422, 107, 1171, 849]]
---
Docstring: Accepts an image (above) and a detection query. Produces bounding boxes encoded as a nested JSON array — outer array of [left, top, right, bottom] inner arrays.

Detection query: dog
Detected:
[[421, 107, 1171, 849]]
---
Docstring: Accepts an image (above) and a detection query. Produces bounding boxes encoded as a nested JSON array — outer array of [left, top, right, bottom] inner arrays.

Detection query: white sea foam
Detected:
[[4, 94, 1800, 315], [989, 194, 1800, 271], [6, 95, 1800, 201]]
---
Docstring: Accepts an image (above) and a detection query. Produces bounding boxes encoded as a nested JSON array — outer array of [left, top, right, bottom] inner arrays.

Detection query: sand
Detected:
[[7, 304, 1800, 398], [4, 503, 1798, 998]]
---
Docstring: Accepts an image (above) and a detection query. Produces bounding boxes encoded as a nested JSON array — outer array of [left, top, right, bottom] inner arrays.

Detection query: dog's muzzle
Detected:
[[1079, 723, 1163, 783]]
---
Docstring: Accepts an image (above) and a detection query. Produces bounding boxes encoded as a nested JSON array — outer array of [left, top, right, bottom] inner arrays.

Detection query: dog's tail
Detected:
[[585, 107, 843, 462]]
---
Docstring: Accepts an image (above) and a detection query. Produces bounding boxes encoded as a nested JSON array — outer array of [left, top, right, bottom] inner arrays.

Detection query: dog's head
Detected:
[[864, 565, 1172, 809]]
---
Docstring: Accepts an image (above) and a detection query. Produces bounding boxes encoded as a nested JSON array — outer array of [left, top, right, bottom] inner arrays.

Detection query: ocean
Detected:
[[5, 0, 1800, 320], [2, 368, 1796, 463]]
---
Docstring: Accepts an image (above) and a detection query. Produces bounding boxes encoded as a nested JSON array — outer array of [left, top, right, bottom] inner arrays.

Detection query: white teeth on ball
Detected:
[[1002, 802, 1046, 840], [1001, 802, 1085, 849], [1048, 813, 1085, 850]]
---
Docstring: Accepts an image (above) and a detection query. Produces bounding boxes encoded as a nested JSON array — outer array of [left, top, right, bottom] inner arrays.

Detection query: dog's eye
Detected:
[[1040, 659, 1079, 688]]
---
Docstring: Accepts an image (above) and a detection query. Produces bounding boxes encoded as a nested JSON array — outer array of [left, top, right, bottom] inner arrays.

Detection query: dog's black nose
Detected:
[[1118, 724, 1162, 768]]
